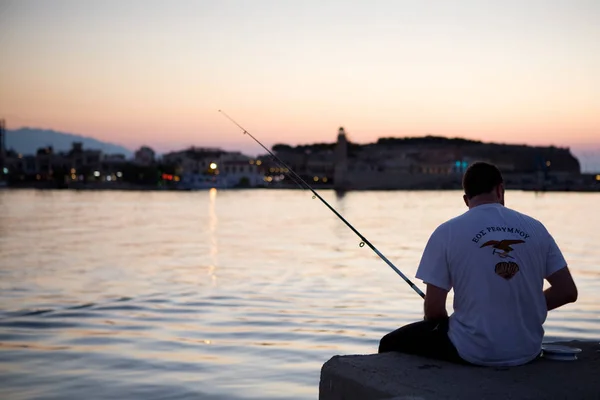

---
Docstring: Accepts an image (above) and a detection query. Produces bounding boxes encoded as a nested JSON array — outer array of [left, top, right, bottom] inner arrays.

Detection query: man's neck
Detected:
[[468, 196, 501, 209]]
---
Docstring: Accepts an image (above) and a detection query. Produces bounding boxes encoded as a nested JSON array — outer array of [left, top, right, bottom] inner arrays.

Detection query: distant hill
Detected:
[[5, 128, 133, 157]]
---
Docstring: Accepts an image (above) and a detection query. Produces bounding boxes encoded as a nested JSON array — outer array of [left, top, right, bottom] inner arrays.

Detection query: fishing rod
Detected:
[[218, 110, 425, 299]]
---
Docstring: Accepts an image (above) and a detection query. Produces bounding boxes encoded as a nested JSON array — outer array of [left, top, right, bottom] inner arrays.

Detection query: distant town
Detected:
[[0, 120, 599, 192]]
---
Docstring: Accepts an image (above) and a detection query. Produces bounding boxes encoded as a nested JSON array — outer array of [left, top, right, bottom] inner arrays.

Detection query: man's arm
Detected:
[[545, 266, 578, 311], [424, 283, 449, 320], [416, 224, 451, 321]]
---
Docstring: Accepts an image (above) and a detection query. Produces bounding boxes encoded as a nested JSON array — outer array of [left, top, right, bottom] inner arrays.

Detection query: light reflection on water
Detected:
[[0, 189, 599, 399]]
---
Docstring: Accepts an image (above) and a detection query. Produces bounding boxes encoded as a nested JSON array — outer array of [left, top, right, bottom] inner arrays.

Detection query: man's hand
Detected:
[[424, 283, 449, 320], [545, 266, 578, 311]]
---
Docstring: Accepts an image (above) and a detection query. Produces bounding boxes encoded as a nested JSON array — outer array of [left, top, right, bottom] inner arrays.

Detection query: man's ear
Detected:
[[463, 194, 469, 207]]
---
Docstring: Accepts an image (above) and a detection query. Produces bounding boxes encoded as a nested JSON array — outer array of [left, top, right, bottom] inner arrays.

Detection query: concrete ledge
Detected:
[[319, 341, 600, 400]]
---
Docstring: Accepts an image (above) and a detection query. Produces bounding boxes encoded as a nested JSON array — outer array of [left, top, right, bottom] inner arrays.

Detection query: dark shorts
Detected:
[[378, 318, 470, 365]]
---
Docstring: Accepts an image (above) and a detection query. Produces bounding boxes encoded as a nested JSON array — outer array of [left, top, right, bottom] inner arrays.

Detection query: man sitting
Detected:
[[379, 162, 578, 366]]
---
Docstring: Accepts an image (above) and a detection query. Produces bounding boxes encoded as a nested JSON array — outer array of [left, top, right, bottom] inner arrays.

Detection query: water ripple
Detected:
[[0, 189, 599, 399]]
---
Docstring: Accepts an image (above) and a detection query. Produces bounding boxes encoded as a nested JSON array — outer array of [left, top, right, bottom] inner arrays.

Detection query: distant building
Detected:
[[67, 142, 102, 171], [134, 146, 156, 165], [162, 147, 223, 175], [2, 141, 108, 182], [163, 147, 263, 188], [103, 154, 127, 162], [286, 128, 583, 190], [219, 152, 263, 187], [4, 151, 36, 177], [35, 146, 55, 179], [270, 141, 336, 187], [101, 154, 128, 181]]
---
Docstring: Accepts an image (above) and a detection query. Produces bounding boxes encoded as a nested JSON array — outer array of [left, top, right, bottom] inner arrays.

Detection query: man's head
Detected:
[[462, 162, 505, 208]]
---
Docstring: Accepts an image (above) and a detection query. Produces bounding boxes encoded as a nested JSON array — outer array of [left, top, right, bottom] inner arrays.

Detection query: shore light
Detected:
[[94, 171, 100, 177], [209, 162, 217, 170]]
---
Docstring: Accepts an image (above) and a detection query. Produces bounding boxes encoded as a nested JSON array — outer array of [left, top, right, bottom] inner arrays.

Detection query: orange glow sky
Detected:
[[1, 0, 599, 157]]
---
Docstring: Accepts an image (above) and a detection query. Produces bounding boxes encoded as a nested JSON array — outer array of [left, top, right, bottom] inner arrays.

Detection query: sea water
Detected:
[[1, 189, 599, 399]]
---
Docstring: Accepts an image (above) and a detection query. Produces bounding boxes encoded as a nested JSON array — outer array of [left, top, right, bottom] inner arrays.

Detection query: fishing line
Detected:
[[218, 110, 425, 299]]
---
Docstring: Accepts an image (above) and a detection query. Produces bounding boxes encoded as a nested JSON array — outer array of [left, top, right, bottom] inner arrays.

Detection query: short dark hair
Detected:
[[462, 162, 504, 199]]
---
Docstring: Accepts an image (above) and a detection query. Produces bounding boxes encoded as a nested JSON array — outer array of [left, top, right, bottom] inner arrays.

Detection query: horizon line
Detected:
[[6, 125, 599, 156]]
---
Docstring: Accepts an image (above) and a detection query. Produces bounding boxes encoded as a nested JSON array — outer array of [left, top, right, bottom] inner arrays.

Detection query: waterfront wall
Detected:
[[319, 340, 600, 400]]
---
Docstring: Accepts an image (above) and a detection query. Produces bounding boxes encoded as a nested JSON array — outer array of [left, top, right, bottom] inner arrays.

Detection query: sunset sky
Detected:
[[1, 0, 599, 160]]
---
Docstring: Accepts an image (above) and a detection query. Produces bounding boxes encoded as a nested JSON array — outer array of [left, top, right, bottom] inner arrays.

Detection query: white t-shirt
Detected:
[[416, 203, 567, 367]]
